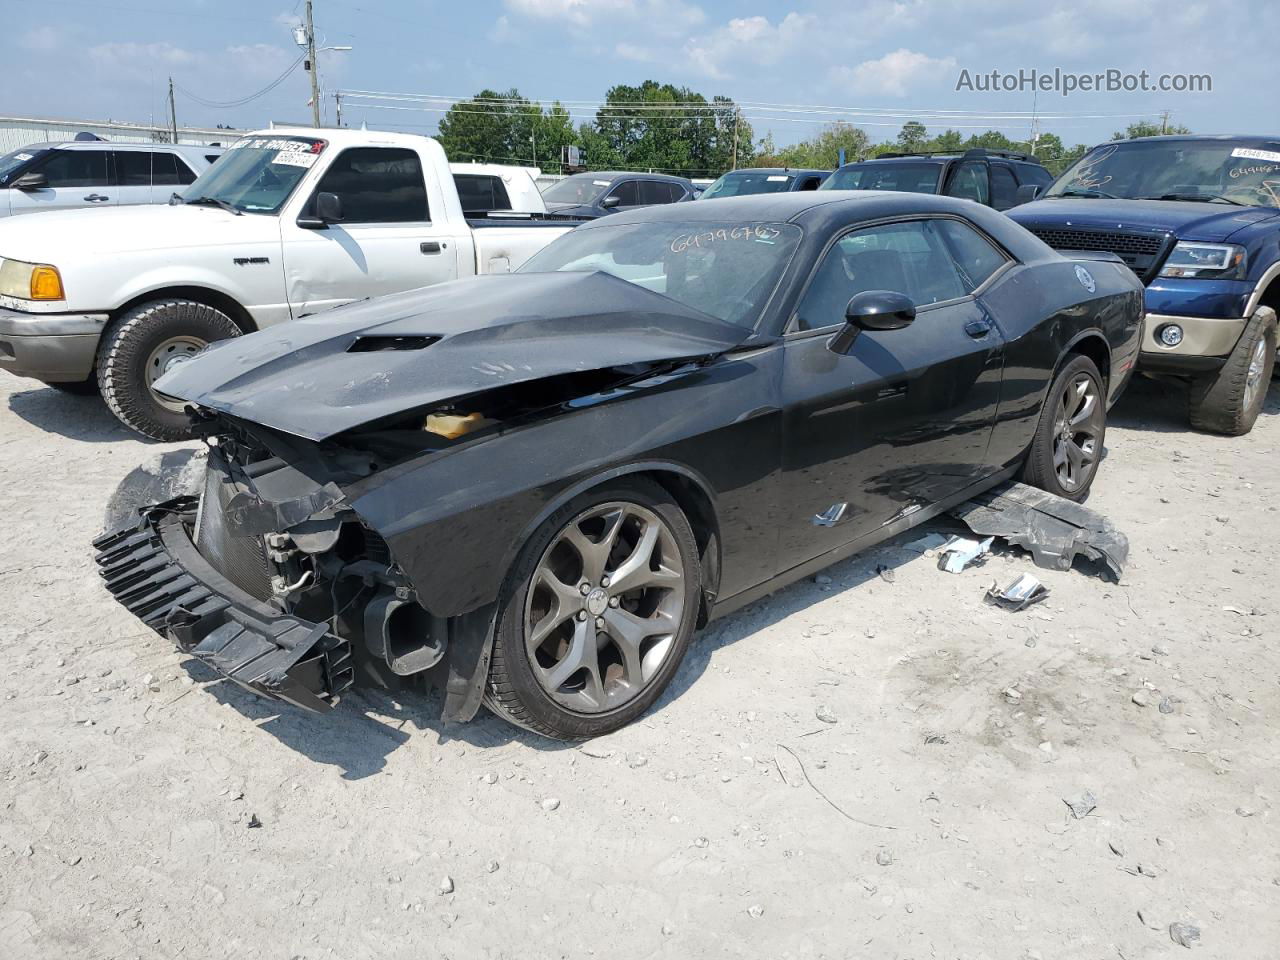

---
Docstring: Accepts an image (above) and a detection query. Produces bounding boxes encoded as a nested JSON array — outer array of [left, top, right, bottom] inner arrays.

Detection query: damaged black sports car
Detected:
[[94, 192, 1143, 739]]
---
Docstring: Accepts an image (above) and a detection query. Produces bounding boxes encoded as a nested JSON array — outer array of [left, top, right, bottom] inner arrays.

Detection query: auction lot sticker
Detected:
[[1231, 147, 1280, 164]]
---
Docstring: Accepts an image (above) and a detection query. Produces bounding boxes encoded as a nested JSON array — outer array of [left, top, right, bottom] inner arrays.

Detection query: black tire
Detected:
[[97, 299, 241, 441], [45, 377, 99, 396], [1021, 354, 1107, 502], [1188, 306, 1276, 436], [485, 477, 702, 740]]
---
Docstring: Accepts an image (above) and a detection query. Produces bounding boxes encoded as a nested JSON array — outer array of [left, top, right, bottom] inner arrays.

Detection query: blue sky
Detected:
[[6, 1, 1275, 153]]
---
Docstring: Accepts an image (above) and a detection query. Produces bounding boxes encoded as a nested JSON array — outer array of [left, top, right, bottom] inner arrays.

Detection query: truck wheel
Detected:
[[1021, 354, 1107, 502], [1188, 306, 1276, 436], [484, 477, 701, 740], [98, 299, 241, 441]]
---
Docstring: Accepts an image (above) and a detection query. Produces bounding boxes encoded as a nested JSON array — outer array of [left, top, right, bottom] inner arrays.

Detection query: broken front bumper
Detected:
[[92, 498, 354, 712]]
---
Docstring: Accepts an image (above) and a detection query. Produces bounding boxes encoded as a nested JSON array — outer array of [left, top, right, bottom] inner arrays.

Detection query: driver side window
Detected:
[[794, 220, 969, 331], [606, 180, 638, 206], [944, 161, 990, 205]]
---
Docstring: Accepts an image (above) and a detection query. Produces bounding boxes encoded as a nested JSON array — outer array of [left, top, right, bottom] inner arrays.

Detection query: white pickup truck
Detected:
[[0, 128, 573, 439]]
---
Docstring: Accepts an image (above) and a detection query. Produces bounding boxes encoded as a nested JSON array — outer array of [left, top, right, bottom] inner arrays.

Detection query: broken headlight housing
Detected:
[[1158, 242, 1246, 280]]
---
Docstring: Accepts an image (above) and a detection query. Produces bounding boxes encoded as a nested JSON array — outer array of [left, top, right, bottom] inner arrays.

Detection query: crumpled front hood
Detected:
[[156, 271, 752, 441], [0, 203, 274, 263], [1009, 198, 1278, 243]]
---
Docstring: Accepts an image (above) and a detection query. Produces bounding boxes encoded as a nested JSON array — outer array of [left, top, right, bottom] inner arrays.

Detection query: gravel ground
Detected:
[[1, 370, 1277, 960]]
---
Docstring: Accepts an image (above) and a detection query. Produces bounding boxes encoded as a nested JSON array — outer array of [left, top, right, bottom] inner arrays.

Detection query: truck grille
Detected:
[[196, 458, 273, 602], [1027, 227, 1168, 279]]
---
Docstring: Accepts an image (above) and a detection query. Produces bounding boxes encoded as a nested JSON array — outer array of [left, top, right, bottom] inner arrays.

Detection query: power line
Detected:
[[337, 89, 1156, 122], [175, 52, 306, 109]]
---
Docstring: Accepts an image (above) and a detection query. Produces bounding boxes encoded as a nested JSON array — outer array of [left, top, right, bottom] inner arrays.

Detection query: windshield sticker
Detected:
[[1065, 145, 1116, 192], [670, 224, 783, 253], [13, 153, 32, 162], [593, 180, 611, 187], [766, 175, 790, 182], [1231, 147, 1280, 165], [272, 150, 318, 168], [233, 137, 326, 155]]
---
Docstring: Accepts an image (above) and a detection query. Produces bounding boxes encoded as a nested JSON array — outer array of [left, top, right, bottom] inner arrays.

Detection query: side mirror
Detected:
[[1015, 183, 1043, 205], [600, 195, 621, 209], [828, 290, 916, 355], [12, 171, 48, 191], [297, 191, 343, 229]]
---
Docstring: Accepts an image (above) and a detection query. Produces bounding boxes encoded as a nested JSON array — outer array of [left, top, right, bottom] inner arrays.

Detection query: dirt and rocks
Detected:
[[1, 371, 1277, 959]]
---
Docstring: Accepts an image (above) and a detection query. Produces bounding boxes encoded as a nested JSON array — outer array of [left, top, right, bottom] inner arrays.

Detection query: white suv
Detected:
[[0, 141, 224, 217]]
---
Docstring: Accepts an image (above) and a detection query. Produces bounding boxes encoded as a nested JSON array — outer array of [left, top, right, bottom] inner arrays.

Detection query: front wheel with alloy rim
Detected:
[[1188, 305, 1276, 436], [1021, 353, 1107, 502], [485, 478, 701, 740], [98, 299, 242, 441]]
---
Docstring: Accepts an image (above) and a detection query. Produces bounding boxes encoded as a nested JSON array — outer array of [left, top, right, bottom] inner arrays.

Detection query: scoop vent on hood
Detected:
[[347, 335, 440, 353]]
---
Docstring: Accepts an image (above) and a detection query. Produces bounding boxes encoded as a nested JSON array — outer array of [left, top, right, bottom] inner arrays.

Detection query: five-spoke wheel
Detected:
[[486, 479, 700, 740]]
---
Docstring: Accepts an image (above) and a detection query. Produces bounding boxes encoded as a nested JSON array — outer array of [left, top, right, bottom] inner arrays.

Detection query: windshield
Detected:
[[518, 220, 803, 328], [181, 135, 327, 214], [541, 174, 610, 206], [701, 171, 795, 199], [1045, 139, 1280, 207], [0, 147, 45, 185], [821, 162, 942, 194]]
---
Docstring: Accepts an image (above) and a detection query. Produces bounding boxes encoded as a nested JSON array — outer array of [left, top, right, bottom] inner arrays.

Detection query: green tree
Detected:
[[770, 122, 871, 168], [896, 121, 928, 152], [1112, 119, 1191, 140], [436, 88, 529, 164], [587, 80, 750, 176]]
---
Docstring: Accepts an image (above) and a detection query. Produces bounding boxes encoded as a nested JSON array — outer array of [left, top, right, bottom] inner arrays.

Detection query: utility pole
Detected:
[[1160, 110, 1170, 135], [731, 110, 739, 171], [305, 0, 320, 128], [334, 91, 343, 127], [167, 77, 178, 144]]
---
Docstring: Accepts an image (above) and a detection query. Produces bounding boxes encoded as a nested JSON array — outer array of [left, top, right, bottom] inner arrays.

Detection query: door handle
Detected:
[[84, 194, 110, 202], [420, 241, 442, 255], [964, 319, 992, 338]]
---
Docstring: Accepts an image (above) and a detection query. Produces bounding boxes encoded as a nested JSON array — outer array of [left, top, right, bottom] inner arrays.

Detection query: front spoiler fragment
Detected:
[[92, 497, 354, 713]]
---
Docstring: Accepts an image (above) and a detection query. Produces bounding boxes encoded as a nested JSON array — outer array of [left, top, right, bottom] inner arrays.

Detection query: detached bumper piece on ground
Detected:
[[93, 498, 354, 712]]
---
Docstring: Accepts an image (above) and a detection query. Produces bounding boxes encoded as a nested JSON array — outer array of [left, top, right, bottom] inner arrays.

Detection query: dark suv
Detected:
[[539, 171, 694, 220], [819, 148, 1052, 211]]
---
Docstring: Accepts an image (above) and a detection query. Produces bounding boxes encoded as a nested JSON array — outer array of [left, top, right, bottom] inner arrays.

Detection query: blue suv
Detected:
[[1009, 135, 1278, 435]]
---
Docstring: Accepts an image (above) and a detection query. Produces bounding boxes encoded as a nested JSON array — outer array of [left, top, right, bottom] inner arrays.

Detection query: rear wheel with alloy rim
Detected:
[[485, 478, 701, 740], [1021, 353, 1107, 502]]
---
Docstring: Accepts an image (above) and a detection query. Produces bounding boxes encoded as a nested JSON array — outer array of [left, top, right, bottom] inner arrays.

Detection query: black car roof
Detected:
[[566, 170, 694, 185], [1105, 134, 1280, 145], [718, 167, 829, 176], [579, 190, 990, 229]]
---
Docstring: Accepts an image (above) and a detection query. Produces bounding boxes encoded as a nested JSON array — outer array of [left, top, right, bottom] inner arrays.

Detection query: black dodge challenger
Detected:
[[94, 192, 1143, 739]]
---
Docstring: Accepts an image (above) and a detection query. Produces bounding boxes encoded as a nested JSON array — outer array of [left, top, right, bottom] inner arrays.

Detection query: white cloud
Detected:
[[504, 0, 703, 32], [683, 12, 816, 79], [615, 42, 655, 62], [89, 41, 199, 68], [505, 0, 634, 26], [832, 48, 957, 97], [20, 27, 60, 52]]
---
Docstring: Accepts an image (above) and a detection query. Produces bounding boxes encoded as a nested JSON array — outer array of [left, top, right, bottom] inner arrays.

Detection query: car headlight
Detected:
[[0, 257, 65, 300], [1158, 242, 1246, 280]]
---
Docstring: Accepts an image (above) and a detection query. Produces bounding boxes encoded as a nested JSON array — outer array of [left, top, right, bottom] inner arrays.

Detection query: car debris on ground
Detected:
[[985, 573, 1050, 611], [951, 481, 1129, 581]]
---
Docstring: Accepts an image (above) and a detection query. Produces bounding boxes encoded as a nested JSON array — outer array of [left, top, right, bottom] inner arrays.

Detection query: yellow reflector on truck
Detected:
[[29, 265, 64, 300]]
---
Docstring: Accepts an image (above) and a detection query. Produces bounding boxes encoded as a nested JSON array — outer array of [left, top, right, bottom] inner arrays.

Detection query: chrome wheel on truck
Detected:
[[486, 478, 701, 740], [98, 298, 241, 441]]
